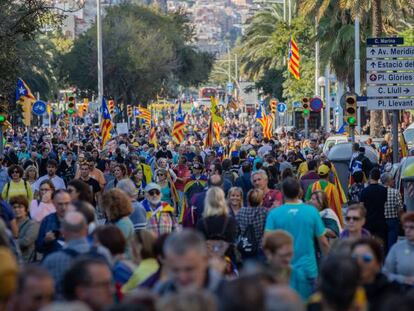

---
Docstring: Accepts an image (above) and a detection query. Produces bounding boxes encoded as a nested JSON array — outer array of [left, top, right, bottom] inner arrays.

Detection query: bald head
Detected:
[[208, 174, 223, 187], [61, 211, 87, 239]]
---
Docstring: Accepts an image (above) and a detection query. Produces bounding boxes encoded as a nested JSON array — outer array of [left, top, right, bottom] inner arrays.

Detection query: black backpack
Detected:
[[237, 223, 258, 258]]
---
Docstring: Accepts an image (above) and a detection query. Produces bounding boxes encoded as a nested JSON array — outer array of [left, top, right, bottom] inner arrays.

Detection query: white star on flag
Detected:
[[19, 87, 25, 95]]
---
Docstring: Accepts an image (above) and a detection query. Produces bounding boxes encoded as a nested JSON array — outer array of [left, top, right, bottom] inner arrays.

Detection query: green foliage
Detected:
[[60, 4, 213, 103]]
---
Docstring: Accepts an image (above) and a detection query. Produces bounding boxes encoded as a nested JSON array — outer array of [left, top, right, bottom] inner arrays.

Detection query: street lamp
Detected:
[[318, 76, 326, 128]]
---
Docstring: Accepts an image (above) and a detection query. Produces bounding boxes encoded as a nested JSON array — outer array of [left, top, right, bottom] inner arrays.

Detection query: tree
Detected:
[[60, 4, 213, 104]]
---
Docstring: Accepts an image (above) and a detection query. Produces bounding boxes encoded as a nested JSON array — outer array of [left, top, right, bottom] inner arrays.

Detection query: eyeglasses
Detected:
[[352, 253, 373, 263], [345, 216, 361, 222], [148, 190, 160, 196]]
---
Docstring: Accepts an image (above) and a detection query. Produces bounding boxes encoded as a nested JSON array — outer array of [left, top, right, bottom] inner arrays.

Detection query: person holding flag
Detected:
[[172, 101, 186, 144], [100, 97, 113, 149]]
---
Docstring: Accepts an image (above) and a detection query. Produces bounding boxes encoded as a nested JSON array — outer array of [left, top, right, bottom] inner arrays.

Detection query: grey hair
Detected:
[[251, 169, 268, 183], [117, 179, 138, 198], [380, 172, 393, 185], [163, 229, 207, 257]]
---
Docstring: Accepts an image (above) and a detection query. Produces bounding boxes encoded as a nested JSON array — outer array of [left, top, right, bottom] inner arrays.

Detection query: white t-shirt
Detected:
[[34, 175, 66, 192]]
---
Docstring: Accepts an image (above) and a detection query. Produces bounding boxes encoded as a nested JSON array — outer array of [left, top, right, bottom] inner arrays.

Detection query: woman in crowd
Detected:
[[23, 165, 38, 194], [384, 212, 414, 287], [122, 229, 159, 293], [93, 224, 135, 297], [2, 165, 32, 203], [351, 238, 399, 311], [130, 168, 146, 201], [236, 188, 267, 259], [156, 168, 176, 209], [227, 187, 243, 217], [102, 188, 134, 259], [340, 204, 370, 240], [67, 179, 93, 204], [310, 190, 342, 239], [196, 187, 237, 261], [263, 230, 294, 284], [106, 163, 128, 190], [10, 195, 39, 262], [29, 180, 56, 223]]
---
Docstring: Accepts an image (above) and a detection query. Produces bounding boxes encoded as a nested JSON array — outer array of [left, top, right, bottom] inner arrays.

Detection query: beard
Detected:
[[149, 198, 161, 206]]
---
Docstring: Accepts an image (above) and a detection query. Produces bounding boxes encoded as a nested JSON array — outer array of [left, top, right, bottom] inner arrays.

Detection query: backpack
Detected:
[[236, 223, 258, 258], [62, 246, 109, 265], [4, 180, 29, 201], [203, 217, 230, 258]]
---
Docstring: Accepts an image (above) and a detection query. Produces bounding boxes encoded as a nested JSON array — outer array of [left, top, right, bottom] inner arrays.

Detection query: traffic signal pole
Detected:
[[304, 117, 309, 139], [392, 111, 399, 163]]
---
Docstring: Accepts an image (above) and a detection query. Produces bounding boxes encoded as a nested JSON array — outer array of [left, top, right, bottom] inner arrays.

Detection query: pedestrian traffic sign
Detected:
[[366, 59, 414, 71], [367, 98, 414, 110], [366, 37, 404, 46], [32, 100, 47, 116], [366, 46, 414, 59], [293, 101, 301, 108], [277, 102, 287, 113], [367, 72, 414, 85]]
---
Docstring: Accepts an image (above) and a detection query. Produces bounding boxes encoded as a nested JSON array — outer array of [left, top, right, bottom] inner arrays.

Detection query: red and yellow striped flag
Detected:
[[263, 115, 273, 139], [288, 37, 300, 80], [205, 118, 214, 147], [213, 122, 223, 143]]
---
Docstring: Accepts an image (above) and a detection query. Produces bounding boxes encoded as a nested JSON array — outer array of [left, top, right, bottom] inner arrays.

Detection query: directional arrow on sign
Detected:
[[366, 46, 414, 59], [366, 59, 414, 71], [367, 85, 414, 97], [366, 72, 414, 85]]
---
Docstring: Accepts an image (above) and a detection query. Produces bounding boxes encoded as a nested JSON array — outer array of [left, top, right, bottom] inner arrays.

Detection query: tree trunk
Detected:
[[369, 0, 383, 137]]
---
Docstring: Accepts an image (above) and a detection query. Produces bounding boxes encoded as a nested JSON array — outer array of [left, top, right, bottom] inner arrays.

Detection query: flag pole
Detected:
[[97, 0, 104, 125]]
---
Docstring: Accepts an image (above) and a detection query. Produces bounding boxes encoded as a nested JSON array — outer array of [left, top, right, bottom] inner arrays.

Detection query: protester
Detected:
[[310, 190, 342, 239], [29, 180, 56, 222], [67, 179, 94, 204], [265, 177, 329, 299], [2, 164, 32, 202], [340, 204, 371, 240], [227, 186, 243, 217], [34, 160, 65, 194], [251, 170, 283, 210], [383, 212, 414, 286], [10, 195, 39, 262]]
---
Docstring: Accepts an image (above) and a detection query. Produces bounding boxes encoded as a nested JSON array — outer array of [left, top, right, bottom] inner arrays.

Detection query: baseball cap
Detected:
[[318, 164, 330, 176], [144, 182, 161, 193]]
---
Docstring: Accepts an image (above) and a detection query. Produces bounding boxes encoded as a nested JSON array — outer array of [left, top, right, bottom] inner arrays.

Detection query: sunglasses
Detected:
[[148, 190, 160, 196], [352, 253, 373, 263], [345, 216, 361, 222], [157, 173, 165, 177]]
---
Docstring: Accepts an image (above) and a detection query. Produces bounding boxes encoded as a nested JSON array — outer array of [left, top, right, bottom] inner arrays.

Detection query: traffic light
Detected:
[[68, 96, 76, 115], [0, 105, 7, 124], [127, 105, 133, 117], [270, 99, 277, 114], [108, 100, 115, 115], [345, 95, 357, 126], [20, 100, 31, 126], [302, 97, 310, 118]]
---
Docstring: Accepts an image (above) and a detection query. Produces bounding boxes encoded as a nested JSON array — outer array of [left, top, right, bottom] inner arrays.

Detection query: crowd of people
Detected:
[[0, 112, 414, 311]]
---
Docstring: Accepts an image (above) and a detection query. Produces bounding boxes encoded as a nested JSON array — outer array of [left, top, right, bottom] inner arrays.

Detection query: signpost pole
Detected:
[[304, 117, 308, 139], [393, 110, 399, 163], [350, 126, 355, 143]]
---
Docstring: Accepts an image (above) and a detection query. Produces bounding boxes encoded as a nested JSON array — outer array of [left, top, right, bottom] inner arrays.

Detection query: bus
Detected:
[[195, 87, 227, 109]]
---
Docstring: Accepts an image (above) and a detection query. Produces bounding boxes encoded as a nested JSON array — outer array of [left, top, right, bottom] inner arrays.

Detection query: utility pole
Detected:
[[97, 0, 104, 123], [354, 16, 361, 133]]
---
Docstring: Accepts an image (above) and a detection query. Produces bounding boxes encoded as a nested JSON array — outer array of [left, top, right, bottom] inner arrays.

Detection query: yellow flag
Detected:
[[210, 97, 224, 125]]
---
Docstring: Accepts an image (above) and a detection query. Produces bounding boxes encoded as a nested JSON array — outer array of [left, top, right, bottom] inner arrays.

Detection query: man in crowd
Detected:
[[381, 172, 403, 251], [36, 190, 71, 257], [42, 211, 110, 295], [12, 266, 55, 311], [34, 159, 66, 194], [62, 258, 114, 311], [360, 168, 388, 245], [265, 177, 329, 299], [251, 170, 283, 210], [156, 229, 223, 295]]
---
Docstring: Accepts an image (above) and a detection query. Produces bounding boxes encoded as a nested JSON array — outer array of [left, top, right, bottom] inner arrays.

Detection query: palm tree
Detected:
[[300, 0, 413, 136]]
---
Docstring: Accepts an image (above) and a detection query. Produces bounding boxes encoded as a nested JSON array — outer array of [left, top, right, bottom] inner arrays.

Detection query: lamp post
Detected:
[[318, 76, 326, 130]]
